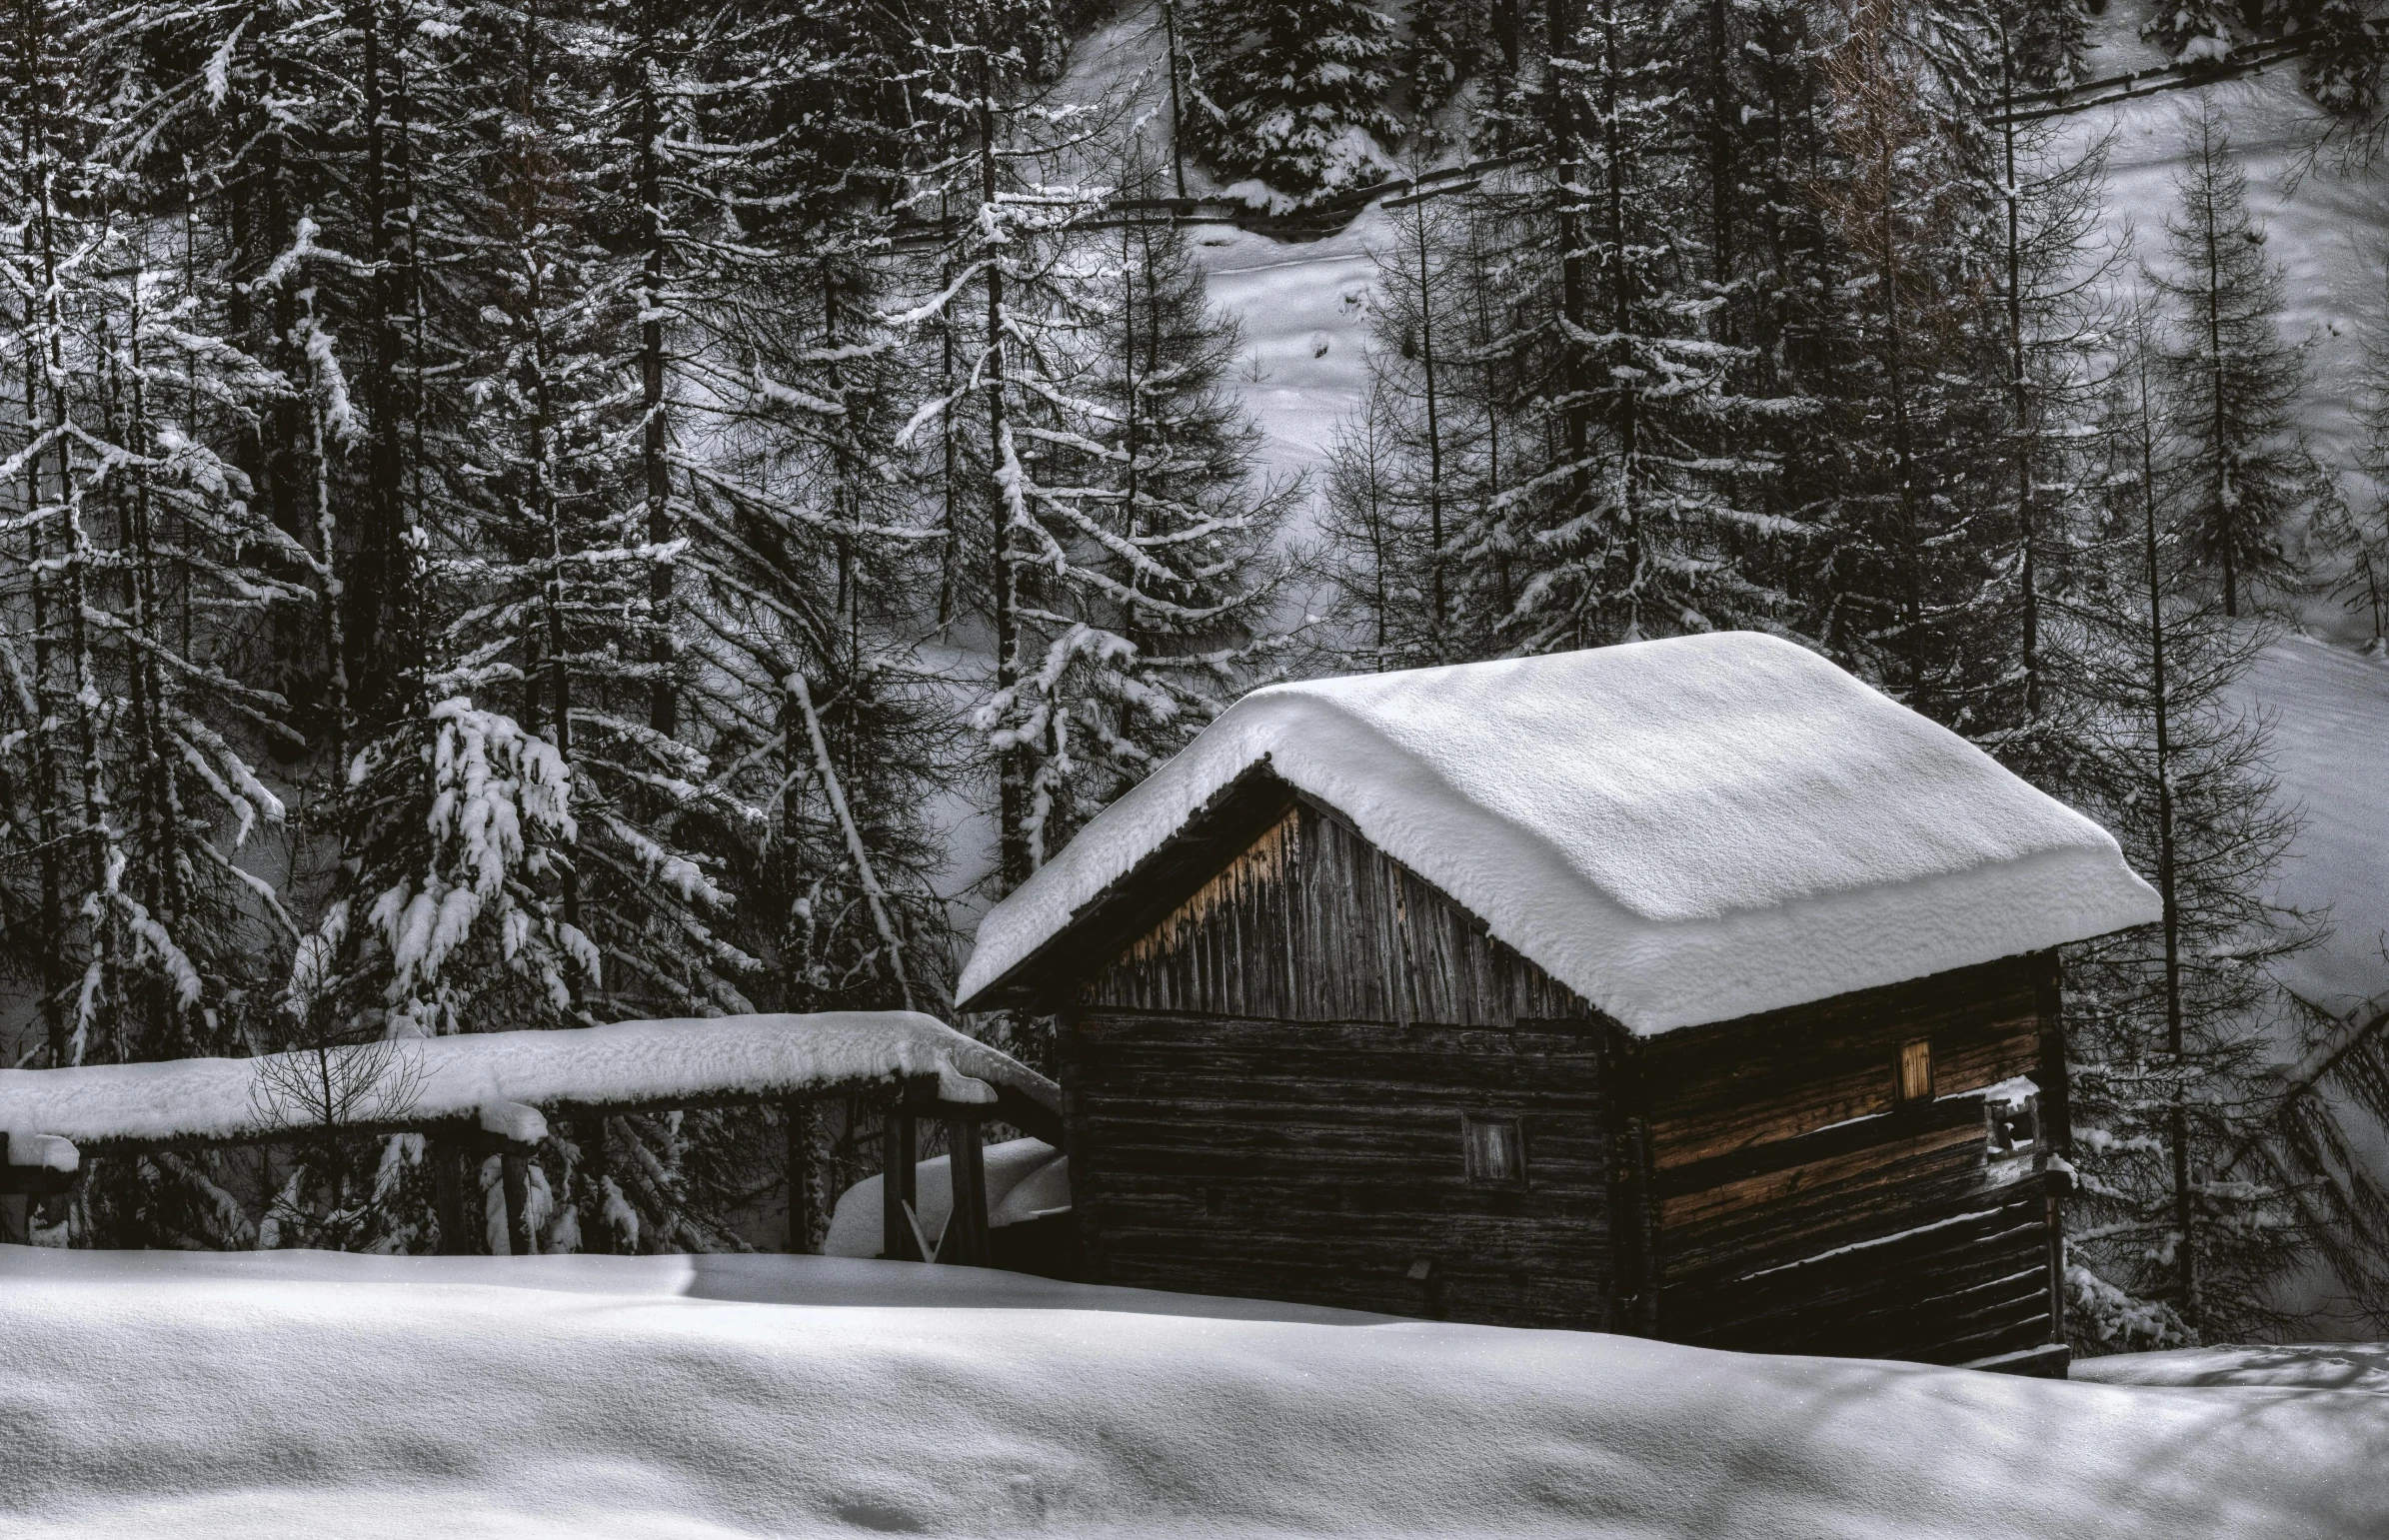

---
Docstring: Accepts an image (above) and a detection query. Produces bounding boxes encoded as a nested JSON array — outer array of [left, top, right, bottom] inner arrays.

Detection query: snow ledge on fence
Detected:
[[0, 1012, 1058, 1153], [960, 634, 2161, 1032]]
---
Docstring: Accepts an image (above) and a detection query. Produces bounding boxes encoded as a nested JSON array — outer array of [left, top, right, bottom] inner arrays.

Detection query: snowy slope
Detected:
[[2232, 634, 2389, 1014], [2061, 14, 2389, 572], [2, 1246, 2385, 1540], [1197, 216, 1386, 486]]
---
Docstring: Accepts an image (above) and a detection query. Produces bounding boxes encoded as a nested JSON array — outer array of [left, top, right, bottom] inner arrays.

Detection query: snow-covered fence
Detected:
[[0, 1013, 1061, 1264]]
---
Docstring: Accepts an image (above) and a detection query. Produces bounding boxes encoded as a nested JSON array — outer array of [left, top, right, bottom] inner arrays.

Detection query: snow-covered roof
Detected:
[[958, 634, 2160, 1033], [0, 1012, 1058, 1162]]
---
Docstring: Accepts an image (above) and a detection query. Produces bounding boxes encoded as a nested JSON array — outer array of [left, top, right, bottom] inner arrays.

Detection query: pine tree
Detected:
[[1317, 380, 1442, 668], [2143, 0, 2235, 64], [1799, 0, 2015, 734], [1984, 14, 2126, 772], [1401, 0, 1488, 132], [2008, 0, 2090, 87], [2316, 277, 2389, 648], [1050, 204, 1297, 815], [2148, 102, 2321, 620], [2057, 326, 2323, 1348], [1187, 0, 1401, 197], [1, 5, 317, 1246]]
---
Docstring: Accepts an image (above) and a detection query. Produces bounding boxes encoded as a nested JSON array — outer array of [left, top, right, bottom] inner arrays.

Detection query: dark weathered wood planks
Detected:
[[1042, 771, 2071, 1368], [1065, 1009, 1613, 1327], [1084, 800, 1586, 1028]]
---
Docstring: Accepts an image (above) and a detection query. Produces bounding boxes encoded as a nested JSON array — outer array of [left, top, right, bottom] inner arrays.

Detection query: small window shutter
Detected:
[[1462, 1113, 1526, 1187], [1896, 1040, 1934, 1104]]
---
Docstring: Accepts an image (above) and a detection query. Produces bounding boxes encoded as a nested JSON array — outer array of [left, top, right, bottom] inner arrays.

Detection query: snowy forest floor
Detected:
[[1, 1245, 2384, 1539]]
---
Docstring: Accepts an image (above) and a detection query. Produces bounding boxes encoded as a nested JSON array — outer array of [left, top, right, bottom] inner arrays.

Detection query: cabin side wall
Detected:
[[1634, 953, 2067, 1369], [1063, 801, 1617, 1327]]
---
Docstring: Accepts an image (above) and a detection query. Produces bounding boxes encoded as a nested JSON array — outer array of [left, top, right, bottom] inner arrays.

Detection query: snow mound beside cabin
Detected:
[[960, 634, 2159, 1032], [0, 1246, 2382, 1540]]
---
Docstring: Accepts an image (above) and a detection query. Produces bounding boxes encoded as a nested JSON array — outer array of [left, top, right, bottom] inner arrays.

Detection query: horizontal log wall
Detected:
[[1636, 954, 2066, 1365], [1064, 1012, 1614, 1326]]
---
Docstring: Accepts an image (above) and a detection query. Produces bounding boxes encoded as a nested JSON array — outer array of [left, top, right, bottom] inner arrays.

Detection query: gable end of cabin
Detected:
[[1056, 791, 1630, 1329]]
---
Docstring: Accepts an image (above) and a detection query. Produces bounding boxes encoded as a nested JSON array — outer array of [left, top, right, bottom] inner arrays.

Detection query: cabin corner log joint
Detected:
[[958, 637, 2161, 1373]]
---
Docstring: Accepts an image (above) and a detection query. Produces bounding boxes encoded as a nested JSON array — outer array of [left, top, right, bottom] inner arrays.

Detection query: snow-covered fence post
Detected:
[[500, 1153, 533, 1257]]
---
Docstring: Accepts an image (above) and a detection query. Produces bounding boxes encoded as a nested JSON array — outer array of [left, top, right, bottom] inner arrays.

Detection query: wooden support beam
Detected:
[[944, 1115, 991, 1268], [432, 1139, 471, 1255], [882, 1104, 920, 1261], [582, 1115, 614, 1255], [501, 1151, 533, 1256], [785, 1099, 816, 1254]]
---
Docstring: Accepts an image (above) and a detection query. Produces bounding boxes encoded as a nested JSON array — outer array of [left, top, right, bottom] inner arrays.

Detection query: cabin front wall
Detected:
[[1061, 799, 1619, 1327], [1631, 952, 2068, 1372]]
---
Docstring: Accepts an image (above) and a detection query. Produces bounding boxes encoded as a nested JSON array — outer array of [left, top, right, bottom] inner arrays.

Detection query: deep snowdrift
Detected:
[[1, 1246, 2382, 1540]]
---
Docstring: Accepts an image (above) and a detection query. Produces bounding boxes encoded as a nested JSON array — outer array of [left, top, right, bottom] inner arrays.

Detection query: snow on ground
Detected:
[[2, 1246, 2385, 1540], [961, 634, 2158, 1030], [822, 1136, 1069, 1257], [1196, 213, 1388, 489], [2233, 634, 2389, 1014], [2074, 1340, 2389, 1394]]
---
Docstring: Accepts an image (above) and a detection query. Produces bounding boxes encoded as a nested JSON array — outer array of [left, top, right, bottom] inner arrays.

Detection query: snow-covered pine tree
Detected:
[[1041, 196, 1300, 818], [1798, 0, 2015, 734], [1500, 0, 1782, 651], [2007, 0, 2089, 87], [895, 12, 1112, 891], [2142, 0, 2235, 65], [1401, 0, 1488, 133], [2056, 325, 2324, 1349], [383, 0, 763, 1252], [1, 12, 317, 1246], [2147, 101, 2323, 620], [658, 0, 956, 1021], [1186, 0, 1401, 197]]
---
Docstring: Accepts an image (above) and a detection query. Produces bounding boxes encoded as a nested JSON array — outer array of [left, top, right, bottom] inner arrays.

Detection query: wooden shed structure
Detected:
[[958, 635, 2159, 1374]]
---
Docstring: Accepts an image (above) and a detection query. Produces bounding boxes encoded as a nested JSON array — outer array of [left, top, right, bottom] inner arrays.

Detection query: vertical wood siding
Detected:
[[1085, 800, 1585, 1026]]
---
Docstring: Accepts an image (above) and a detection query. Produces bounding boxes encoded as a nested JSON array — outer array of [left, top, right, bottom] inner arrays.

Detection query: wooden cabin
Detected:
[[957, 634, 2159, 1375]]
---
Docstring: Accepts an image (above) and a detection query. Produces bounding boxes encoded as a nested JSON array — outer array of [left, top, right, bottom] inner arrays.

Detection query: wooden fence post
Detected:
[[432, 1140, 471, 1255], [786, 1099, 816, 1253], [881, 1102, 920, 1261], [501, 1151, 533, 1256], [582, 1115, 614, 1255], [944, 1115, 990, 1267]]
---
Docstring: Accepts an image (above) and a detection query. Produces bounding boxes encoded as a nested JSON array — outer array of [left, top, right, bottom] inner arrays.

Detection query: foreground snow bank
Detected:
[[1, 1247, 2382, 1540]]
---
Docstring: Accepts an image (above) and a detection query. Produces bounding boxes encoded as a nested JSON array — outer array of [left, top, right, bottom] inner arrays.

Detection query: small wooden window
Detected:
[[1986, 1088, 2042, 1160], [1462, 1113, 1526, 1187], [1896, 1039, 1935, 1105]]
